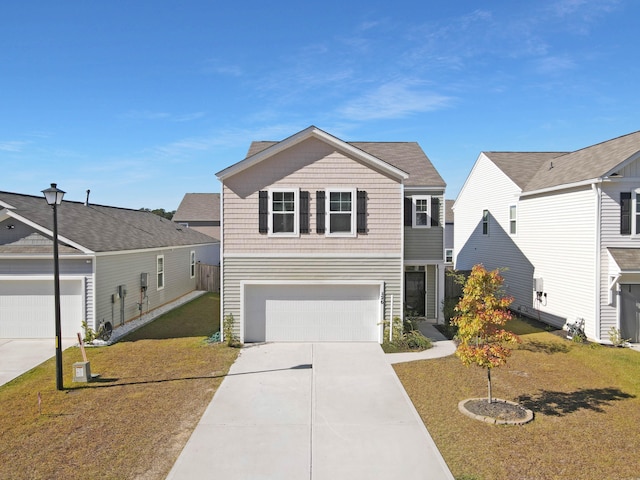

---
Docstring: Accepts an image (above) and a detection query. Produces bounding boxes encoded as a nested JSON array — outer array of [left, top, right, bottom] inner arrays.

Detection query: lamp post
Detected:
[[42, 183, 65, 391]]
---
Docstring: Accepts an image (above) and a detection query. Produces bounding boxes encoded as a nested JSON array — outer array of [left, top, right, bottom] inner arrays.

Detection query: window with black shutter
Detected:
[[404, 197, 412, 227], [300, 191, 309, 234], [316, 190, 326, 233], [357, 190, 367, 234], [431, 197, 440, 227], [621, 192, 631, 235], [258, 190, 268, 233]]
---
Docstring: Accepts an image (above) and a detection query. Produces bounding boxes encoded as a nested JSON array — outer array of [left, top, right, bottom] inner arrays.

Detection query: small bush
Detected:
[[382, 317, 432, 352], [608, 327, 630, 347], [223, 313, 242, 348]]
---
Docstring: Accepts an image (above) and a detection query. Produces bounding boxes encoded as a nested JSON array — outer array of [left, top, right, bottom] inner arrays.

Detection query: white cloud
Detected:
[[339, 81, 453, 121], [0, 141, 28, 152]]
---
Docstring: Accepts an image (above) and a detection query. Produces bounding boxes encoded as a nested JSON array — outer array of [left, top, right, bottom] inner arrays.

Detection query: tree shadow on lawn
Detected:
[[517, 387, 635, 416]]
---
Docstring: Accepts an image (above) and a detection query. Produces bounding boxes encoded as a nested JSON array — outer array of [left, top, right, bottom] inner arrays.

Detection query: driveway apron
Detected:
[[167, 343, 453, 480]]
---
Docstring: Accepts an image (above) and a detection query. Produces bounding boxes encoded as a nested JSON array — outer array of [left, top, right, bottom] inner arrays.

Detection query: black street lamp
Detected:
[[42, 183, 65, 391]]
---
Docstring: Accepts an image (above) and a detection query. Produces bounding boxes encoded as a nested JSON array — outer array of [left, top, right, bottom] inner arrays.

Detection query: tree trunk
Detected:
[[487, 368, 493, 404]]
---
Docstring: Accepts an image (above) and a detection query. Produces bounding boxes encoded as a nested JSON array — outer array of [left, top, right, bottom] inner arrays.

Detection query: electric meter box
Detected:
[[140, 272, 149, 288]]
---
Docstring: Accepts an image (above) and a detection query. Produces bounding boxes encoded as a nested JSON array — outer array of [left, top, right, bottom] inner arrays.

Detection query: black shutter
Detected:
[[621, 192, 631, 235], [404, 197, 412, 227], [431, 197, 440, 227], [300, 191, 309, 234], [258, 190, 268, 233], [316, 190, 326, 233], [357, 190, 367, 234]]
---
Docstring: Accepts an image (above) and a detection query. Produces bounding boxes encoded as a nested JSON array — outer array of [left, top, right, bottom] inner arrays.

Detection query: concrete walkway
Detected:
[[167, 343, 454, 480]]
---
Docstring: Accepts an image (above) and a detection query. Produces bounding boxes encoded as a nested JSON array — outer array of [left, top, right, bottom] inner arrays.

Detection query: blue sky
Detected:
[[1, 0, 638, 210]]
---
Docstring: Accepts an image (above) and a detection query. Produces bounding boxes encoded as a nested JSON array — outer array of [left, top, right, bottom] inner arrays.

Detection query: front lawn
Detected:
[[394, 317, 640, 480], [0, 293, 238, 480]]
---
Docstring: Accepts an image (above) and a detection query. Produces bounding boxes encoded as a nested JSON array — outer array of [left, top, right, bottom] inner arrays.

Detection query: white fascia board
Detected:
[[216, 126, 409, 181], [603, 149, 640, 177], [93, 242, 217, 257], [5, 211, 93, 254], [223, 252, 402, 258], [520, 178, 602, 197], [404, 186, 446, 192]]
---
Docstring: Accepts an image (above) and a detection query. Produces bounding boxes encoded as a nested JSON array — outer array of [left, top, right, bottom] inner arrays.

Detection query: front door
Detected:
[[405, 271, 425, 317], [620, 284, 640, 343]]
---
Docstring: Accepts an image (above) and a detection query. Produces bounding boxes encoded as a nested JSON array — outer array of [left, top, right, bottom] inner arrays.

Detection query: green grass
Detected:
[[394, 317, 640, 480], [0, 293, 238, 480]]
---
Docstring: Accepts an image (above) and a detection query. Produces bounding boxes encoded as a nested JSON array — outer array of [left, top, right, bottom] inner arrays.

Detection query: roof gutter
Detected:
[[520, 177, 603, 197]]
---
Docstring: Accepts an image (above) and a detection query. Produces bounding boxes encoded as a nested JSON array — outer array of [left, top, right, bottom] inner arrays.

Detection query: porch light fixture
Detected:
[[42, 183, 65, 391]]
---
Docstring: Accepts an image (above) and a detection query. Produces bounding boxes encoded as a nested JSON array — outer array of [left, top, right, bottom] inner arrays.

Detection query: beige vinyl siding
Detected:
[[222, 255, 402, 338], [517, 187, 598, 332], [95, 247, 199, 330], [222, 137, 402, 255]]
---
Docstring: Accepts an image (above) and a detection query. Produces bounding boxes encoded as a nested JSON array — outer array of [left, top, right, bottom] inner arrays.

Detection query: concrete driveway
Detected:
[[0, 338, 77, 387], [167, 343, 454, 480]]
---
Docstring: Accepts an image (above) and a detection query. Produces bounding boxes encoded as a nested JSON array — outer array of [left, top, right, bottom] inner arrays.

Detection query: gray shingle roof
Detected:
[[483, 152, 567, 189], [485, 130, 640, 193], [608, 248, 640, 271], [0, 191, 217, 253], [245, 139, 446, 188], [173, 193, 220, 222]]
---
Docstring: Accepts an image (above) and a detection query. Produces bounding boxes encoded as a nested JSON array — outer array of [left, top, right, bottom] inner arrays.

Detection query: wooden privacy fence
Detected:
[[444, 269, 470, 299], [197, 263, 220, 292]]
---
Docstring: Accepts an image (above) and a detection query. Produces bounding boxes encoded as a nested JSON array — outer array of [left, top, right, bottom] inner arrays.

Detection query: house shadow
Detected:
[[516, 387, 635, 416], [456, 212, 566, 327], [517, 339, 571, 354]]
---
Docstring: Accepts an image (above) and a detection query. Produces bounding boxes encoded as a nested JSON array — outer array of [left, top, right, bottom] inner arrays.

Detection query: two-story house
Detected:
[[216, 126, 446, 343], [454, 130, 640, 344]]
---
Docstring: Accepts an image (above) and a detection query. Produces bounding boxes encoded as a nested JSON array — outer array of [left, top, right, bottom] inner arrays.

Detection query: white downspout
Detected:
[[593, 183, 602, 341]]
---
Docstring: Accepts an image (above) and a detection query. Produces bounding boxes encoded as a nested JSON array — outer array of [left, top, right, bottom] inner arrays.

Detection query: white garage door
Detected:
[[244, 283, 381, 343], [0, 279, 83, 338]]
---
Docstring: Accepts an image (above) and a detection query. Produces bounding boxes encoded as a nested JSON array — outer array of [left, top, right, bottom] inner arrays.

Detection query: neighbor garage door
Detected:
[[0, 279, 83, 338], [244, 283, 381, 342]]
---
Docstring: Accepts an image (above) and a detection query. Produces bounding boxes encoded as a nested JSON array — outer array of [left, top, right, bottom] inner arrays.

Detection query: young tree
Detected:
[[451, 264, 520, 403]]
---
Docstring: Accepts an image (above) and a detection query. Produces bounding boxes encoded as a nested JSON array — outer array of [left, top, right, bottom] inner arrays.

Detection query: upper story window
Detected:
[[157, 255, 165, 290], [482, 209, 489, 235], [620, 191, 640, 235], [413, 196, 430, 227], [404, 195, 440, 228], [509, 205, 517, 235], [327, 189, 356, 236], [259, 188, 307, 236], [445, 248, 453, 263]]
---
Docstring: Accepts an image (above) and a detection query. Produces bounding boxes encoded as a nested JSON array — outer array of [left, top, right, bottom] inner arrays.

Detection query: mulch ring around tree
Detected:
[[459, 398, 534, 425]]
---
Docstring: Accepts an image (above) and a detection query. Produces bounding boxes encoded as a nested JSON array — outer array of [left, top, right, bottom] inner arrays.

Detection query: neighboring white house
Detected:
[[216, 126, 446, 343], [0, 190, 218, 338], [454, 131, 640, 344]]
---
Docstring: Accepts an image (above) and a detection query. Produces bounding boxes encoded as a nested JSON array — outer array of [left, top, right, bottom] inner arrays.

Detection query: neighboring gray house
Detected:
[[216, 126, 446, 343], [0, 190, 218, 338], [454, 130, 640, 344], [173, 193, 221, 243], [444, 199, 454, 265]]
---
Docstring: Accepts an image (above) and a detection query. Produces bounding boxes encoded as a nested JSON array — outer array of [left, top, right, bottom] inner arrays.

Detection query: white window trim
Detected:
[[412, 195, 431, 228], [157, 255, 165, 291], [445, 248, 453, 264], [482, 209, 489, 236], [326, 188, 356, 237], [268, 188, 299, 237], [509, 204, 517, 236], [632, 189, 640, 237], [190, 250, 196, 279]]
